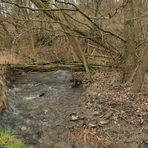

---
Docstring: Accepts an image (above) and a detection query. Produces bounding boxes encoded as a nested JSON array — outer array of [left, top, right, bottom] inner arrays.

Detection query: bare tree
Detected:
[[0, 0, 148, 92]]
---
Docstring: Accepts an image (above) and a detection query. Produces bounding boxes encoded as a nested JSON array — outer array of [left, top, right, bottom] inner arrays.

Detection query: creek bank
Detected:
[[0, 68, 147, 148], [82, 70, 148, 148]]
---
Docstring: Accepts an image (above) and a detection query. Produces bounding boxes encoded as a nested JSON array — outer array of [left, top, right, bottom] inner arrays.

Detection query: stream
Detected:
[[0, 70, 86, 147]]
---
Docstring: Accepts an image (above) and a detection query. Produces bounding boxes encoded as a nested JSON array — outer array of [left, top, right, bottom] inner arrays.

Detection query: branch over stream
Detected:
[[1, 63, 119, 73]]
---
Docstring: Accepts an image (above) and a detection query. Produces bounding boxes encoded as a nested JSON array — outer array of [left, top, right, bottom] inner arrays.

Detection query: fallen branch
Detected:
[[128, 92, 148, 95]]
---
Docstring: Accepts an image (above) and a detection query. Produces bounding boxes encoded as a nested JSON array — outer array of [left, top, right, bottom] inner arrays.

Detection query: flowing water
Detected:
[[0, 70, 86, 147]]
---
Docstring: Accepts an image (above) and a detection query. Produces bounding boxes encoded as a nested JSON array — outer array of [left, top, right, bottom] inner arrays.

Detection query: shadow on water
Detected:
[[0, 70, 85, 147]]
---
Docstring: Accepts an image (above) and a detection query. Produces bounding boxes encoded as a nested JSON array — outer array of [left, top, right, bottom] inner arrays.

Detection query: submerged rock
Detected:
[[20, 126, 27, 131], [70, 79, 82, 88]]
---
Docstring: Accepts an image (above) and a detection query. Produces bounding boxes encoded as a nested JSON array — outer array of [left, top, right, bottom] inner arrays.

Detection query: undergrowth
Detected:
[[0, 130, 26, 148]]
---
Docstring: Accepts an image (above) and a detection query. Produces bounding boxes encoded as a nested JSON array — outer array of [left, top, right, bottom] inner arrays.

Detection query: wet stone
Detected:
[[20, 126, 27, 131], [100, 119, 110, 125], [26, 119, 30, 124], [89, 120, 97, 128], [71, 115, 79, 121], [92, 111, 99, 116]]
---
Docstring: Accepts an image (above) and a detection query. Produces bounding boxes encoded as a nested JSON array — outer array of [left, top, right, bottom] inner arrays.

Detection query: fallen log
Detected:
[[5, 63, 85, 72], [1, 63, 118, 73]]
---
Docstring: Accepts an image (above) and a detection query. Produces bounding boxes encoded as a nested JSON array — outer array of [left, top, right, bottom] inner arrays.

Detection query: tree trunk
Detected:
[[131, 0, 145, 92], [122, 0, 147, 92], [122, 0, 137, 82], [132, 46, 148, 92]]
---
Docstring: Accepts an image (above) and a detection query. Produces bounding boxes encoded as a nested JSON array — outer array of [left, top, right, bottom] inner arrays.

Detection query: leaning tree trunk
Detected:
[[30, 0, 92, 80]]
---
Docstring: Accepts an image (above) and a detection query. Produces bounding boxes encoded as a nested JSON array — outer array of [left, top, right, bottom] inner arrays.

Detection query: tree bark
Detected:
[[122, 0, 137, 82], [132, 47, 148, 92]]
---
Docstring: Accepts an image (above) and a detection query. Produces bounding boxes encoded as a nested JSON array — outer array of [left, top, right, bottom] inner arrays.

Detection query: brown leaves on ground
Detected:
[[71, 70, 148, 147], [86, 70, 148, 123]]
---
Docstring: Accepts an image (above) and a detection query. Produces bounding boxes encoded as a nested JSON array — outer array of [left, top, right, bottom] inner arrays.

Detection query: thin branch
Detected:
[[64, 13, 92, 30], [108, 0, 128, 18], [56, 0, 125, 42], [2, 0, 77, 12]]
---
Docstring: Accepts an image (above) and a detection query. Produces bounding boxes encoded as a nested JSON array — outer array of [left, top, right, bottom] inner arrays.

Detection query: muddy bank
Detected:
[[0, 67, 7, 112]]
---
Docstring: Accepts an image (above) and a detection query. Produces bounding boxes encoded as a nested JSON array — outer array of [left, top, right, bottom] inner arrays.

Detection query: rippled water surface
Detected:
[[0, 70, 85, 147]]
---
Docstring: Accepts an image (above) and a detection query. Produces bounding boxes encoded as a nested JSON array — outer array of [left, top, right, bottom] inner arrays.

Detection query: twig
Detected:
[[128, 92, 148, 95], [2, 0, 77, 12]]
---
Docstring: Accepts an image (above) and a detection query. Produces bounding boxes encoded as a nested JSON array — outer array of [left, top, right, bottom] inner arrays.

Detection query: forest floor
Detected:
[[70, 70, 148, 148]]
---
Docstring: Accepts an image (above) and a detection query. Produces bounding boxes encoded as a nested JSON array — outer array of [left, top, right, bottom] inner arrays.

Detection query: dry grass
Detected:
[[69, 128, 102, 148], [0, 51, 24, 64]]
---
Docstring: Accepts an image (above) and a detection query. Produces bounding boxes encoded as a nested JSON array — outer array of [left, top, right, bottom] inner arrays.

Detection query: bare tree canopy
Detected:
[[0, 0, 148, 91]]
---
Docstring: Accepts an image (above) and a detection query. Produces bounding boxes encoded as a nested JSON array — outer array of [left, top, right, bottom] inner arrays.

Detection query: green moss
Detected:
[[0, 130, 27, 148], [113, 111, 124, 120]]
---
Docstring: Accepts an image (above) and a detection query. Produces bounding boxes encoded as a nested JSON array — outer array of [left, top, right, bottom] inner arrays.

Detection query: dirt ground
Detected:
[[69, 70, 148, 148]]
